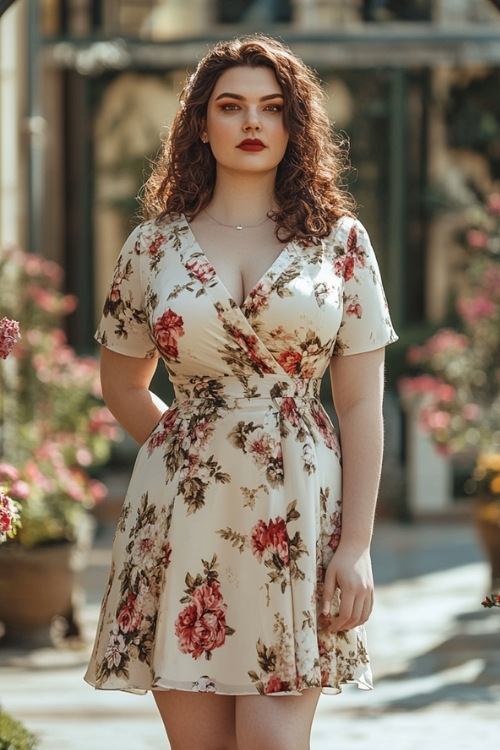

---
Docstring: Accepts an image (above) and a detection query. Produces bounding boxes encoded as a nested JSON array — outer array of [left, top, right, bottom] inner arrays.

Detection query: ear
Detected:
[[200, 129, 208, 143]]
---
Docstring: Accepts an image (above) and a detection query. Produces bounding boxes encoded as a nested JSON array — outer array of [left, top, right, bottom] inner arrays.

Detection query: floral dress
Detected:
[[84, 214, 397, 696]]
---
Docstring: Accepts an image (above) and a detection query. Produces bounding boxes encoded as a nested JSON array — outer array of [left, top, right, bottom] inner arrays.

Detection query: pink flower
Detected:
[[0, 492, 20, 535], [250, 516, 289, 565], [466, 229, 489, 249], [487, 193, 500, 216], [117, 592, 143, 633], [280, 397, 300, 426], [153, 308, 185, 359], [265, 675, 289, 694], [174, 581, 228, 659], [277, 349, 302, 375], [0, 317, 21, 359], [185, 257, 216, 284], [457, 295, 497, 324]]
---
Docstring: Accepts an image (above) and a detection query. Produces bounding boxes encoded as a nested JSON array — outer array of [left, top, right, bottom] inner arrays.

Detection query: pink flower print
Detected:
[[250, 517, 289, 566], [147, 407, 179, 453], [175, 581, 229, 660], [277, 349, 302, 375], [280, 397, 301, 426], [185, 257, 216, 284], [265, 675, 290, 694], [117, 593, 143, 633], [346, 296, 363, 318], [266, 518, 289, 566], [346, 226, 366, 266], [153, 308, 185, 359], [229, 326, 275, 374], [250, 519, 269, 562], [131, 524, 162, 567], [247, 430, 280, 467], [310, 404, 338, 452], [343, 255, 355, 282]]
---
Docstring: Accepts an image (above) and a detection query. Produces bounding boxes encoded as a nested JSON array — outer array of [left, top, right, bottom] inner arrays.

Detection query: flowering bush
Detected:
[[398, 193, 500, 496], [482, 593, 500, 608], [0, 247, 121, 547]]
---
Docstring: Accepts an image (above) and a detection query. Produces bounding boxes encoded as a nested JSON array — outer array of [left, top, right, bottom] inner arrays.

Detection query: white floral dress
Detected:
[[84, 214, 397, 696]]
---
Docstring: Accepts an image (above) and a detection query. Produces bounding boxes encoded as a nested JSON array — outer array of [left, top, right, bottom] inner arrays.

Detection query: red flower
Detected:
[[250, 517, 289, 565], [185, 257, 216, 284], [280, 397, 300, 426], [346, 299, 362, 318], [277, 349, 302, 375], [174, 581, 228, 659], [153, 309, 185, 359], [117, 592, 143, 633], [265, 675, 289, 694]]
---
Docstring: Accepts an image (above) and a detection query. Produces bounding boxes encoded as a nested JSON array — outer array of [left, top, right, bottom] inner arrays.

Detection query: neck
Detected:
[[208, 169, 277, 225]]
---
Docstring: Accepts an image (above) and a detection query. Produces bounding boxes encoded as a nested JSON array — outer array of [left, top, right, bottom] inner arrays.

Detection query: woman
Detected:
[[85, 35, 397, 750]]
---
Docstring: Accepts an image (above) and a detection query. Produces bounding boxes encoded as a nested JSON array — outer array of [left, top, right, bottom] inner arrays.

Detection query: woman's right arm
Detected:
[[100, 346, 168, 445]]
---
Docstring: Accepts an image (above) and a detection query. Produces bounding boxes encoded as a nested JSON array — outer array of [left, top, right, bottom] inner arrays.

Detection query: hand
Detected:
[[320, 543, 374, 633]]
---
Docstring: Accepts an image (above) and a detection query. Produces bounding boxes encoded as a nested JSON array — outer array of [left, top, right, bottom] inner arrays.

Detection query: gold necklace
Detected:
[[204, 209, 270, 231]]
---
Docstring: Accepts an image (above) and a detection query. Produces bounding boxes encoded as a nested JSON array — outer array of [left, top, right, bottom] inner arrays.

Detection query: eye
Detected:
[[220, 103, 240, 111], [264, 104, 283, 113]]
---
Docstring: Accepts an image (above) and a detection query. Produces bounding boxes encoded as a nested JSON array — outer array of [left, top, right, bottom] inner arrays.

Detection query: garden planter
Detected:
[[0, 514, 94, 646], [475, 502, 500, 593]]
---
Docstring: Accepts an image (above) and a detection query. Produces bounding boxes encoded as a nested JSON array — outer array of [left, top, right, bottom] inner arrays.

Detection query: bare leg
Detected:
[[153, 690, 237, 750], [235, 688, 321, 750]]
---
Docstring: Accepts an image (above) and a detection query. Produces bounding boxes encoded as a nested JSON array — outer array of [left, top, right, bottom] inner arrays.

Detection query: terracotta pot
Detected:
[[474, 501, 500, 593], [0, 515, 94, 646]]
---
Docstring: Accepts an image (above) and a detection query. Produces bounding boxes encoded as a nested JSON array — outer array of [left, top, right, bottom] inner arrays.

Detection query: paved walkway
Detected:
[[1, 516, 499, 749]]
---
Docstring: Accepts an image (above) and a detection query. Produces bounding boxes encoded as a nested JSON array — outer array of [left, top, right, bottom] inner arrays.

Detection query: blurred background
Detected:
[[3, 0, 500, 519], [1, 2, 500, 748]]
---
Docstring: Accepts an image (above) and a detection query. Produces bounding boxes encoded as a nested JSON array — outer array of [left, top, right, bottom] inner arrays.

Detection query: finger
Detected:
[[321, 567, 338, 616]]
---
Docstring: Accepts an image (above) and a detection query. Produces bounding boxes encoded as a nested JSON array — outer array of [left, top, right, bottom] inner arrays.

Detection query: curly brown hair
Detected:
[[141, 34, 356, 242]]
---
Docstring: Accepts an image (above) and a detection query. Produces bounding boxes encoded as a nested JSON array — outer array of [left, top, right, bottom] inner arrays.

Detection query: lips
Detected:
[[237, 139, 265, 152]]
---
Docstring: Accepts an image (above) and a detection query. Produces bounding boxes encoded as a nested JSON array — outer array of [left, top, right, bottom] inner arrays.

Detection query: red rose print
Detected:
[[346, 298, 362, 318], [230, 327, 275, 374], [266, 518, 289, 565], [280, 397, 300, 426], [250, 519, 268, 562], [277, 349, 302, 375], [153, 309, 185, 359], [250, 517, 289, 566], [185, 257, 216, 284], [175, 581, 229, 659], [147, 407, 179, 453], [117, 593, 143, 633], [343, 256, 355, 282], [265, 675, 289, 694]]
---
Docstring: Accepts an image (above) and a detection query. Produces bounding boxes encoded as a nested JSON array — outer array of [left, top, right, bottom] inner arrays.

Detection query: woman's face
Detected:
[[203, 65, 289, 177]]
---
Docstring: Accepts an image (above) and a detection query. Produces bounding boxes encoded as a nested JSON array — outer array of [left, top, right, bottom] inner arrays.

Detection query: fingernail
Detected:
[[322, 602, 330, 616]]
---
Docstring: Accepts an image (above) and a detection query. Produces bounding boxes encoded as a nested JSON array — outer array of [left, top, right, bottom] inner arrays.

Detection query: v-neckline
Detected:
[[181, 216, 296, 312]]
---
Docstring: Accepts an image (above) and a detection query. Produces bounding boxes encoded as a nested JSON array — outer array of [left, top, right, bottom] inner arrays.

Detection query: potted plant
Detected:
[[0, 248, 121, 644], [398, 192, 500, 592]]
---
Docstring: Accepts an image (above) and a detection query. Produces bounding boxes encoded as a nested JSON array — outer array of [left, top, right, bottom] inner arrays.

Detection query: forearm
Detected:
[[104, 386, 168, 445], [100, 347, 167, 445], [337, 397, 384, 549]]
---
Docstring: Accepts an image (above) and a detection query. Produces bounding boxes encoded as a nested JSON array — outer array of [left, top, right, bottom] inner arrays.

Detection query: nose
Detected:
[[243, 106, 262, 132]]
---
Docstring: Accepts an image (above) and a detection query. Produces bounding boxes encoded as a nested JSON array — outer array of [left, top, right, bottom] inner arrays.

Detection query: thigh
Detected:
[[235, 688, 321, 750], [153, 689, 237, 750]]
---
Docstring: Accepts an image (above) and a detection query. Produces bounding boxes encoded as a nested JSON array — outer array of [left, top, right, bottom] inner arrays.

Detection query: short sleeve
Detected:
[[332, 218, 398, 356], [95, 224, 159, 359]]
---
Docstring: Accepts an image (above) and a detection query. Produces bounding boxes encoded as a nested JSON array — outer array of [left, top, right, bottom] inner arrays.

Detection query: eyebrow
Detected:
[[214, 92, 284, 102]]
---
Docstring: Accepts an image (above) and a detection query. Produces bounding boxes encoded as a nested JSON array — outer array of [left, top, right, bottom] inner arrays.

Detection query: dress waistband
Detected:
[[169, 374, 321, 403]]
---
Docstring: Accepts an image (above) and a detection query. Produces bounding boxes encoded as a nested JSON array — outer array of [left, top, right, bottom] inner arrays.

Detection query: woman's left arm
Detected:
[[322, 346, 386, 632]]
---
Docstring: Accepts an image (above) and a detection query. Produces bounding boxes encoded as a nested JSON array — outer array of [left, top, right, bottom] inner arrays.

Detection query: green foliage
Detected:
[[0, 706, 39, 750]]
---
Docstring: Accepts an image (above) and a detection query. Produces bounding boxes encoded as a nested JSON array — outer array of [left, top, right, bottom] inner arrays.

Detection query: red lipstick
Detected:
[[237, 139, 265, 151]]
